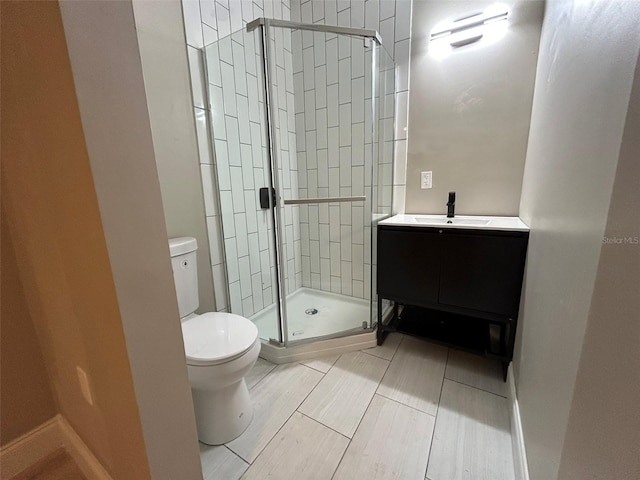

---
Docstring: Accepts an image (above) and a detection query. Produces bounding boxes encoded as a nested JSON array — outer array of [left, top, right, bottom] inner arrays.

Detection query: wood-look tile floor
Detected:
[[200, 334, 515, 480]]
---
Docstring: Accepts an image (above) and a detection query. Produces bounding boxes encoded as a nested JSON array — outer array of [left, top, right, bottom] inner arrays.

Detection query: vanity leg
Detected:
[[502, 361, 509, 382], [377, 296, 384, 345]]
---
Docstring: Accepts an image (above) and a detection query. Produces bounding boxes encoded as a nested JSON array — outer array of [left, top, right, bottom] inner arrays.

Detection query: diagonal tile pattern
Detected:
[[377, 335, 448, 415], [226, 362, 323, 463], [244, 357, 277, 389], [241, 412, 349, 479], [202, 338, 516, 480], [364, 331, 403, 360], [199, 444, 248, 480], [333, 394, 435, 480], [445, 349, 509, 397], [298, 350, 390, 437], [299, 353, 341, 373], [427, 380, 514, 480]]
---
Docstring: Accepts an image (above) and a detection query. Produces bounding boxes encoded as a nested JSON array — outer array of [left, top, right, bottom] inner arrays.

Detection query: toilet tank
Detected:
[[169, 237, 199, 319]]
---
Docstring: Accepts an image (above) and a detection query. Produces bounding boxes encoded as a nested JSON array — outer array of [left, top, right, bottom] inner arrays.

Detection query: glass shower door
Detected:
[[371, 44, 396, 328], [267, 24, 376, 343], [204, 28, 284, 344]]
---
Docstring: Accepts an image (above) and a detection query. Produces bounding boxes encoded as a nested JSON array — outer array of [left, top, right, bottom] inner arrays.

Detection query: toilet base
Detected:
[[192, 378, 253, 445]]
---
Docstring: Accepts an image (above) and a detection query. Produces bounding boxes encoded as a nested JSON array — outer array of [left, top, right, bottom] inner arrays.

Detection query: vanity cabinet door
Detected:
[[438, 234, 528, 316], [377, 228, 441, 305]]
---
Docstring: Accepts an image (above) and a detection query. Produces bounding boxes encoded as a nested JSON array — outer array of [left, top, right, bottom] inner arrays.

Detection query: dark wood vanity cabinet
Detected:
[[377, 225, 529, 378]]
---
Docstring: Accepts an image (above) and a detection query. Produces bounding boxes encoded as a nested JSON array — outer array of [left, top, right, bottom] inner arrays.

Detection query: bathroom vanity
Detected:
[[376, 215, 529, 379]]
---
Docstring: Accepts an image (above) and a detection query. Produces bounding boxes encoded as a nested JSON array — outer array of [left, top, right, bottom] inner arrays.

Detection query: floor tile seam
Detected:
[[328, 373, 388, 480], [329, 348, 406, 480], [227, 394, 313, 465], [374, 335, 442, 402], [221, 444, 250, 469], [362, 331, 405, 362], [359, 348, 393, 363], [296, 410, 352, 442], [373, 331, 406, 363], [248, 362, 299, 393], [247, 364, 278, 391], [343, 350, 394, 439], [297, 360, 331, 374], [300, 351, 343, 374], [424, 347, 449, 478], [392, 333, 406, 362], [372, 392, 437, 419], [444, 377, 509, 399], [329, 431, 352, 480], [226, 364, 325, 465], [359, 348, 390, 361]]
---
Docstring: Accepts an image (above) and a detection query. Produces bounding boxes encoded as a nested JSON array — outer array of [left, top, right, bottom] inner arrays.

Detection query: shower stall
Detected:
[[203, 18, 395, 350]]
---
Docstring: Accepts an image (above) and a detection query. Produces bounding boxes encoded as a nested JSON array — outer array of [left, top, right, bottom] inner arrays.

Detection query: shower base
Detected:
[[251, 287, 370, 343]]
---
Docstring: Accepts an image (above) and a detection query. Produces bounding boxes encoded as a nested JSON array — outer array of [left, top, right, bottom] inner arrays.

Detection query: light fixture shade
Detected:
[[430, 4, 509, 49]]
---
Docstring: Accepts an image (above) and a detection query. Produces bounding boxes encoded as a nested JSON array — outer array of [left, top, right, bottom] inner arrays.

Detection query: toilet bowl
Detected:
[[182, 312, 260, 445], [169, 237, 260, 445]]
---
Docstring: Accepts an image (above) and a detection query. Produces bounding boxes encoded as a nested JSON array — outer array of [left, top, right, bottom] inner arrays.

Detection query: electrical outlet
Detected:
[[76, 366, 94, 406], [421, 171, 433, 189]]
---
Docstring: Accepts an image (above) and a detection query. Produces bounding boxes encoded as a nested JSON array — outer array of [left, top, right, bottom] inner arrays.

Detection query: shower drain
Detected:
[[305, 308, 318, 315]]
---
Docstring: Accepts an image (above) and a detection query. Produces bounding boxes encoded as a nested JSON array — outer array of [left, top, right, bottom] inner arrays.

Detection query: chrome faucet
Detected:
[[447, 191, 456, 218]]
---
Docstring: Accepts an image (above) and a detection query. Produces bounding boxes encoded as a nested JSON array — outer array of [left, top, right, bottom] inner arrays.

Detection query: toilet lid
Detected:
[[181, 312, 258, 366]]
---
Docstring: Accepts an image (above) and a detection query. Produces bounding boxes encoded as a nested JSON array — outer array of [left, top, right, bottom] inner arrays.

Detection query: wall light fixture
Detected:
[[429, 4, 509, 58]]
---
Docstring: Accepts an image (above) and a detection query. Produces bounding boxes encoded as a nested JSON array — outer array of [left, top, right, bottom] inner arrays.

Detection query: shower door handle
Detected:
[[259, 187, 277, 209], [283, 196, 366, 205]]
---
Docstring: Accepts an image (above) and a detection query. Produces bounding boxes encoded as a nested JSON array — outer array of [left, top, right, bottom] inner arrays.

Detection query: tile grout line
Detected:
[[373, 391, 437, 419], [247, 362, 277, 391], [223, 341, 408, 468], [226, 362, 326, 465], [360, 332, 404, 362], [443, 376, 509, 399], [423, 347, 450, 479], [296, 410, 351, 442], [329, 347, 395, 480], [222, 444, 249, 469], [297, 353, 341, 374]]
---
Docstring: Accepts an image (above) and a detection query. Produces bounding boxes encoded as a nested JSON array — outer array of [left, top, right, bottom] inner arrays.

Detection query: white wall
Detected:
[[133, 0, 217, 314], [406, 0, 543, 215], [514, 1, 640, 478], [557, 52, 640, 480], [60, 1, 204, 477]]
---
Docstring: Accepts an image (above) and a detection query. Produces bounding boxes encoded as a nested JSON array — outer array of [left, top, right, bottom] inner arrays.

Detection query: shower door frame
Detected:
[[247, 17, 383, 348]]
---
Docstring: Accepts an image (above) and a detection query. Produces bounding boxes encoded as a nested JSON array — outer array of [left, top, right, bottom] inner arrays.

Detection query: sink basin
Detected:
[[378, 214, 530, 232], [414, 216, 491, 227]]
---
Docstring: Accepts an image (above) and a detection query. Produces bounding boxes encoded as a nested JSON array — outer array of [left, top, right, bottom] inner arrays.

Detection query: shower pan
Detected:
[[203, 17, 395, 356]]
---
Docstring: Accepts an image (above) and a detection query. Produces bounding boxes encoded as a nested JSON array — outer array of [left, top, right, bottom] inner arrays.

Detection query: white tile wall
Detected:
[[291, 0, 406, 299], [183, 0, 299, 319], [182, 0, 411, 316]]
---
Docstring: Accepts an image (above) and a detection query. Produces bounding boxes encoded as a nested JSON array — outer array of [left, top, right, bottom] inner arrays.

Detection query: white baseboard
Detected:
[[0, 414, 112, 480], [507, 366, 530, 480], [0, 416, 63, 479]]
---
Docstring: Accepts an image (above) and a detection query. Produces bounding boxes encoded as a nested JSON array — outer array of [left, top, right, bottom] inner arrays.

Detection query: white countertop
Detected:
[[379, 214, 530, 232]]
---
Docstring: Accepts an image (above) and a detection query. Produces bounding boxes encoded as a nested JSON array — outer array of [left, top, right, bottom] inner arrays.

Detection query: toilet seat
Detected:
[[181, 312, 259, 366]]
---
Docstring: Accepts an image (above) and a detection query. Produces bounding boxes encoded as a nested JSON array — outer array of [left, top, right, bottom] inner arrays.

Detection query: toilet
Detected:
[[169, 237, 260, 445]]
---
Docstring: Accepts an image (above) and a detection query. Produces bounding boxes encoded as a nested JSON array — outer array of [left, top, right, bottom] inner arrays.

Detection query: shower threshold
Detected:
[[250, 287, 370, 343]]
